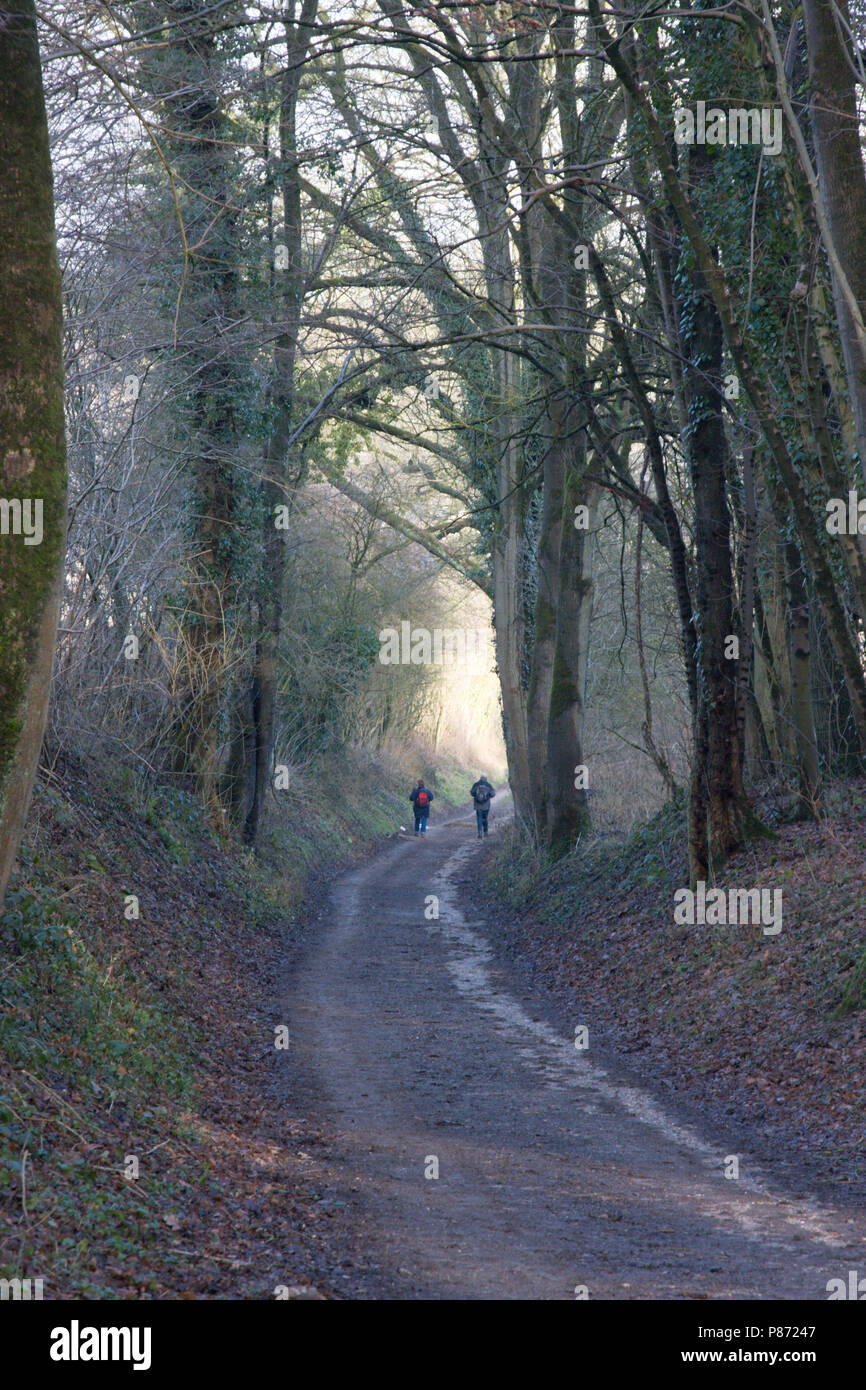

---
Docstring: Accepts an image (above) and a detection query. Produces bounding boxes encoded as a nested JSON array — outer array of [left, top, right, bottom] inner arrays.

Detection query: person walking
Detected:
[[470, 774, 495, 838], [410, 779, 434, 835]]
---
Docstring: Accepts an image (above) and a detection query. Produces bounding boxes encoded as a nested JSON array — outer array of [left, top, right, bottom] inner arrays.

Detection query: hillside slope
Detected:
[[0, 745, 462, 1297], [481, 785, 866, 1201]]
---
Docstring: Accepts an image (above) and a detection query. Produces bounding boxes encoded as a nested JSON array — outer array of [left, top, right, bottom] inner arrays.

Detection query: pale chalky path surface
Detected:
[[279, 812, 866, 1299]]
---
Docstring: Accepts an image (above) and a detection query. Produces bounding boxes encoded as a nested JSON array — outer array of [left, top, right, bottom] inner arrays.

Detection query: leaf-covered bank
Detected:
[[0, 746, 463, 1297], [481, 787, 866, 1198]]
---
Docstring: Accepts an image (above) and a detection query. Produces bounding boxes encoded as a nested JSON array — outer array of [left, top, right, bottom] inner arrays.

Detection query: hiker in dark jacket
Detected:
[[470, 775, 495, 838], [410, 779, 434, 835]]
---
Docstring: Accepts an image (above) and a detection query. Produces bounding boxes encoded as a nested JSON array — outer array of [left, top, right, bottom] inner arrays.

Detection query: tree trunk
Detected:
[[492, 491, 531, 823], [0, 0, 67, 913], [785, 539, 821, 816], [242, 2, 317, 846], [486, 240, 532, 825], [146, 3, 241, 823], [545, 472, 598, 856], [676, 146, 749, 880], [753, 570, 786, 770], [771, 480, 822, 815], [801, 0, 866, 486], [526, 405, 564, 830]]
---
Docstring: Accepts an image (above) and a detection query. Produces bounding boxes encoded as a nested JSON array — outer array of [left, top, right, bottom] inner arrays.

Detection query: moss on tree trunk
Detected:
[[0, 0, 67, 912]]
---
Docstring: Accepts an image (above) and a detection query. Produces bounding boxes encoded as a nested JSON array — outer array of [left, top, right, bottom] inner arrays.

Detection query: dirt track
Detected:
[[280, 811, 866, 1299]]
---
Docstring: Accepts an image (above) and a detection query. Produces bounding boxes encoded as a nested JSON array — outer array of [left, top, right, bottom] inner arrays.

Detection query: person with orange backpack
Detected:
[[409, 779, 434, 835]]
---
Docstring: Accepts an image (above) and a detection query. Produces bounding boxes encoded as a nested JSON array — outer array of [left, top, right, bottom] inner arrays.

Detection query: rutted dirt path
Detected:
[[281, 813, 866, 1299]]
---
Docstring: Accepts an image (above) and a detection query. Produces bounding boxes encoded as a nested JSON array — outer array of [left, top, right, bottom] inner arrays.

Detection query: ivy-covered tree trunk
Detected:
[[525, 400, 564, 831], [242, 0, 318, 847], [143, 3, 243, 824], [545, 469, 597, 856], [523, 187, 566, 832], [675, 160, 748, 881], [784, 538, 821, 817], [536, 21, 597, 855], [0, 0, 67, 913]]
